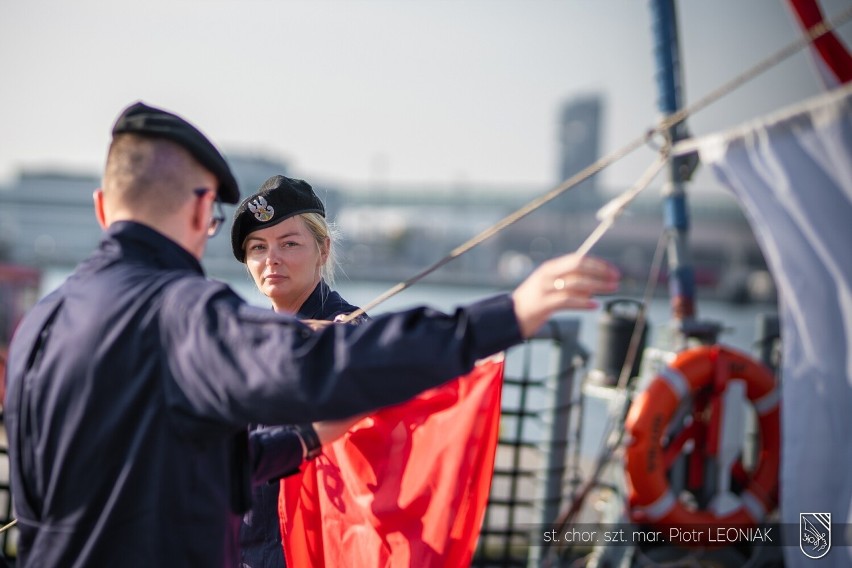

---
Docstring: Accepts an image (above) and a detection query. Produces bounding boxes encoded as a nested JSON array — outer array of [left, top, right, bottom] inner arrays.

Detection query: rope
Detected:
[[657, 4, 852, 136], [338, 5, 852, 322], [576, 153, 668, 258], [336, 133, 651, 322]]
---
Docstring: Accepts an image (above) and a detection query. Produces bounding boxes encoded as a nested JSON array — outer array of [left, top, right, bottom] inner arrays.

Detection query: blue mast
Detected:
[[649, 0, 696, 321]]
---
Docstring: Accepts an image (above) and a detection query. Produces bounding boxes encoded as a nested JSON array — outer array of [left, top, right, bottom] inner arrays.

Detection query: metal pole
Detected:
[[649, 0, 697, 322]]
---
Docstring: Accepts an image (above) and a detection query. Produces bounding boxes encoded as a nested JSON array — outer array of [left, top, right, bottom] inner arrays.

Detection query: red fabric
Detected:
[[787, 0, 852, 85], [279, 358, 504, 568]]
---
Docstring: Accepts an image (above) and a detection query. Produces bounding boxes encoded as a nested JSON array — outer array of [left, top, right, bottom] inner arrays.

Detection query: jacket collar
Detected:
[[102, 221, 205, 275], [297, 280, 332, 319]]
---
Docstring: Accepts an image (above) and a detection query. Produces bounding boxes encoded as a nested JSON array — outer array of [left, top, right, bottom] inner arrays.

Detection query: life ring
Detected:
[[624, 345, 780, 540]]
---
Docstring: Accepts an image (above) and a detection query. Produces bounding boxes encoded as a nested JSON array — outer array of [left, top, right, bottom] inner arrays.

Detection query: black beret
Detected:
[[111, 101, 240, 204], [231, 175, 325, 262]]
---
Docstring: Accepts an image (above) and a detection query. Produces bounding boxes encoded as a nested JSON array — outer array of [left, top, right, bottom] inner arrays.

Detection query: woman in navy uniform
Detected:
[[233, 175, 366, 568], [3, 101, 620, 568]]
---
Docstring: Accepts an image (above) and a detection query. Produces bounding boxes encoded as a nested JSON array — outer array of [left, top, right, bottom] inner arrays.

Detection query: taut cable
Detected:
[[338, 6, 852, 322]]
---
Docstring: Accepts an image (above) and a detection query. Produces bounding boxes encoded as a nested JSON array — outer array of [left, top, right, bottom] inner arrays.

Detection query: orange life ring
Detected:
[[624, 345, 780, 540]]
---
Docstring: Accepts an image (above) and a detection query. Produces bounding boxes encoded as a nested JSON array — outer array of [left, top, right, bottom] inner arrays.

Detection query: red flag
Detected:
[[279, 357, 505, 567], [787, 0, 852, 86]]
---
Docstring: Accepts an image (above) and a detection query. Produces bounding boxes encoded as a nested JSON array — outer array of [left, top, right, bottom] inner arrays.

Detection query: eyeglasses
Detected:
[[193, 188, 226, 238]]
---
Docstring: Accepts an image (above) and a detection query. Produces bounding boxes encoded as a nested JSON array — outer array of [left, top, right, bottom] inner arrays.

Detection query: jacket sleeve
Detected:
[[248, 425, 304, 483], [160, 278, 522, 429]]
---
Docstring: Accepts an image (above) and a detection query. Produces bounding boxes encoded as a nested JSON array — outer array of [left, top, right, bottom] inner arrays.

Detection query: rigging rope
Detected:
[[576, 153, 667, 258], [657, 3, 852, 136], [338, 4, 852, 322], [337, 134, 651, 322]]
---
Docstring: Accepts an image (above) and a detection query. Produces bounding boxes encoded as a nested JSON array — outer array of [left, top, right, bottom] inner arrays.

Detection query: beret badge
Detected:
[[248, 196, 275, 222]]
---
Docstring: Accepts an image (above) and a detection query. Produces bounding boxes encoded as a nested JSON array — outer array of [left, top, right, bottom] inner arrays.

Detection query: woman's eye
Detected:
[[249, 244, 266, 252]]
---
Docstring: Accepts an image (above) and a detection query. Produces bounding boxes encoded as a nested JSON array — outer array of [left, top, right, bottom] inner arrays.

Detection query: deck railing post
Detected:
[[527, 317, 586, 568]]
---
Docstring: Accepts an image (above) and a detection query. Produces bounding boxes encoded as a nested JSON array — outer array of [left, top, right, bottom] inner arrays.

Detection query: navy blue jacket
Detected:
[[4, 221, 521, 567], [239, 280, 364, 568]]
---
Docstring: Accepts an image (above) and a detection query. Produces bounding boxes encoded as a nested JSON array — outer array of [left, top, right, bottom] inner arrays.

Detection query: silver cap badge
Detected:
[[248, 196, 275, 222]]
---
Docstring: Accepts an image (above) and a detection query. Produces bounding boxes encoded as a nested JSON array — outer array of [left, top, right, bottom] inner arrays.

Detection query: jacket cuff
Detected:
[[248, 425, 306, 483], [293, 423, 322, 461], [465, 293, 524, 359]]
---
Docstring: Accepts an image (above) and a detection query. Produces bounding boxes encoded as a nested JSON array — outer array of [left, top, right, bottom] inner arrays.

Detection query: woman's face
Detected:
[[243, 215, 328, 313]]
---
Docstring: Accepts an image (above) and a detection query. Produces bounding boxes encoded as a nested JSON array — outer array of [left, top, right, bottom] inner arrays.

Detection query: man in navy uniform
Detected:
[[3, 101, 619, 567]]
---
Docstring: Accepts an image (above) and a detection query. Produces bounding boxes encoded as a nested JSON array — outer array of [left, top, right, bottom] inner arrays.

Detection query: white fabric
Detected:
[[697, 83, 852, 566]]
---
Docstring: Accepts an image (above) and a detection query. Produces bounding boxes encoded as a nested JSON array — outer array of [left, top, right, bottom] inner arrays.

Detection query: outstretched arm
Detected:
[[163, 252, 619, 429]]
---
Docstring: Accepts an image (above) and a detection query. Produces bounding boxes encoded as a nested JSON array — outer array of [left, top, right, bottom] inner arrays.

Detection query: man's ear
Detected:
[[93, 189, 108, 229], [190, 191, 209, 235]]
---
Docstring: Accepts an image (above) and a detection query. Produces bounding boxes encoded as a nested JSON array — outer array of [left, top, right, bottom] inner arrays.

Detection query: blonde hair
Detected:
[[299, 212, 340, 286]]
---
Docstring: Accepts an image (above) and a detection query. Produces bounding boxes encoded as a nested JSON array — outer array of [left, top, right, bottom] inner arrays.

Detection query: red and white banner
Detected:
[[279, 357, 505, 567]]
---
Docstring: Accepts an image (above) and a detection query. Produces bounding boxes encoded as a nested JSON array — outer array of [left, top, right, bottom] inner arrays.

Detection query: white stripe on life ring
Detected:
[[633, 489, 677, 521], [741, 490, 766, 522], [660, 366, 690, 401], [753, 387, 780, 415]]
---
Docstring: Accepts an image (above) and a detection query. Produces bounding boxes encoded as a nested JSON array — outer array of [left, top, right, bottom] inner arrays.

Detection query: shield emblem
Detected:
[[799, 513, 831, 559]]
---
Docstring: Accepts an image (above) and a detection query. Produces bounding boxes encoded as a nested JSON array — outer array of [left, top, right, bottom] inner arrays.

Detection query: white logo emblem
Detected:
[[799, 513, 831, 559], [248, 196, 275, 222]]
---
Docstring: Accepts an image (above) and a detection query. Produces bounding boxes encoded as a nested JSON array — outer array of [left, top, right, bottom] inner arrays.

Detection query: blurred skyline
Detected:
[[1, 0, 850, 193]]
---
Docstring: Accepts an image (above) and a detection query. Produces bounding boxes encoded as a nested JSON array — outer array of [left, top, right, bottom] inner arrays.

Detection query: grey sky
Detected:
[[1, 0, 849, 192]]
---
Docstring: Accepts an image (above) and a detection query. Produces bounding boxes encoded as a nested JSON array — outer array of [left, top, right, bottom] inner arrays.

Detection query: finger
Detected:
[[548, 254, 620, 282], [550, 274, 619, 295], [576, 257, 620, 280], [558, 298, 600, 311], [301, 319, 333, 331]]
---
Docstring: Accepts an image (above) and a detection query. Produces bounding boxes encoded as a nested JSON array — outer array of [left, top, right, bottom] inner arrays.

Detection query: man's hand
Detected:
[[511, 253, 620, 338]]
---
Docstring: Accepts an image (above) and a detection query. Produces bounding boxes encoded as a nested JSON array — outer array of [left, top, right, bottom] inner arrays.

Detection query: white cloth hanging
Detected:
[[692, 82, 852, 566]]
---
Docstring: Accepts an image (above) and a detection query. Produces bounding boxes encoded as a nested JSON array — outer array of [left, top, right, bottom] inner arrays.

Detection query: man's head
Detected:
[[96, 102, 239, 258], [110, 102, 238, 204]]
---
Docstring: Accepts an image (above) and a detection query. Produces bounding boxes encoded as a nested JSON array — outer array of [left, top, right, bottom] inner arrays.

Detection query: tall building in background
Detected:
[[556, 93, 603, 209], [512, 93, 604, 259]]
